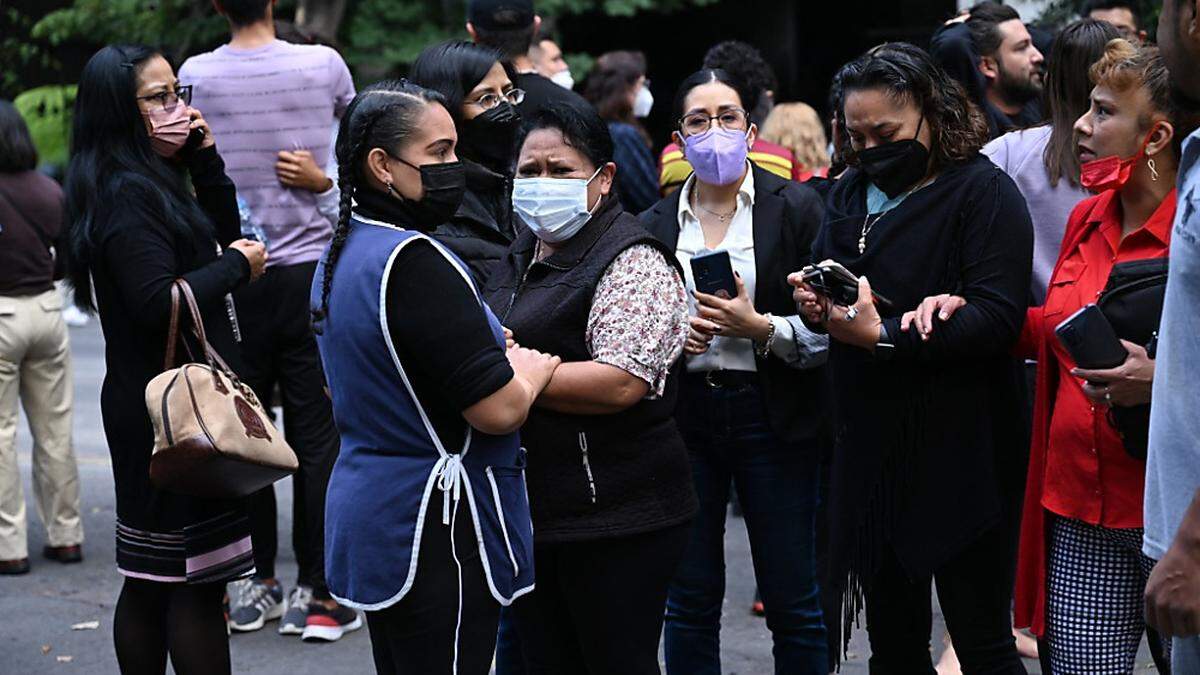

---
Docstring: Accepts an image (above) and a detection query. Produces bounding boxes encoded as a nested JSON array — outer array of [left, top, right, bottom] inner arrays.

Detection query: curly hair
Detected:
[[759, 102, 830, 173], [702, 41, 777, 120], [836, 42, 989, 173]]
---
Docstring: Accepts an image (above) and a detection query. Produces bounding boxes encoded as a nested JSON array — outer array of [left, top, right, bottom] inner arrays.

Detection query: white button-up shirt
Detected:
[[674, 166, 827, 373]]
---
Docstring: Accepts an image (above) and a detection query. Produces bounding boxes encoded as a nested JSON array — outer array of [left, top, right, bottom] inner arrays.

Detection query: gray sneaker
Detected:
[[279, 585, 313, 636], [228, 578, 284, 632]]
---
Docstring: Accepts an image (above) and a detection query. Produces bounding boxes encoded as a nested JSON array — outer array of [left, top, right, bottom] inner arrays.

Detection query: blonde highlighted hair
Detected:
[[760, 102, 830, 173], [1089, 38, 1177, 128]]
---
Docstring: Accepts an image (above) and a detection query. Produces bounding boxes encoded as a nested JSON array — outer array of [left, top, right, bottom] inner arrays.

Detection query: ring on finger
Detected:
[[845, 306, 858, 321]]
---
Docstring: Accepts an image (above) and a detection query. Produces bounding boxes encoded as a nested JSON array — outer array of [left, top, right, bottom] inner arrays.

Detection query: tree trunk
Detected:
[[295, 0, 349, 44]]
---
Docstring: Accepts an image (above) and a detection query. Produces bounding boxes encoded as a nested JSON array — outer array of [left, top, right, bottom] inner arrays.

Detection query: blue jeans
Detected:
[[664, 376, 828, 675]]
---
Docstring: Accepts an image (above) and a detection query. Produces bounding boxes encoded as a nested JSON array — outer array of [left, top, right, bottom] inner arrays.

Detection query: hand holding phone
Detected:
[[1054, 304, 1128, 378], [799, 261, 894, 312]]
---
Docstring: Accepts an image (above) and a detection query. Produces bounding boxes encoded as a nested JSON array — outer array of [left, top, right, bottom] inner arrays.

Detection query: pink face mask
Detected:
[[142, 104, 191, 157]]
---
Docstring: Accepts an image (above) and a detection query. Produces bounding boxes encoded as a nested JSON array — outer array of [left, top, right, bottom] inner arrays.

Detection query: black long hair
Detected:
[[314, 79, 446, 324], [409, 40, 502, 126], [64, 44, 213, 312], [0, 100, 38, 173], [1043, 19, 1121, 187]]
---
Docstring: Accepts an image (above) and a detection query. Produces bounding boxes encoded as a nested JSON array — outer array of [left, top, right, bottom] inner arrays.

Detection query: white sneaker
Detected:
[[279, 585, 313, 636], [228, 578, 284, 632]]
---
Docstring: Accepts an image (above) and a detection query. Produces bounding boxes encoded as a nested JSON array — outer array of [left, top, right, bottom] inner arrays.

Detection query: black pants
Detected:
[[365, 505, 501, 675], [514, 522, 691, 675], [864, 521, 1026, 675], [235, 261, 340, 598]]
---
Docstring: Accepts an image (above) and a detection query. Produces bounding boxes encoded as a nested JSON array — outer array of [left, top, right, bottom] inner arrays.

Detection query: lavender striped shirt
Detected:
[[181, 40, 355, 267]]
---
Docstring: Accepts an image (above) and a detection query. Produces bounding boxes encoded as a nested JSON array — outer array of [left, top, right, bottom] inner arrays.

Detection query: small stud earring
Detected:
[[1148, 158, 1159, 182]]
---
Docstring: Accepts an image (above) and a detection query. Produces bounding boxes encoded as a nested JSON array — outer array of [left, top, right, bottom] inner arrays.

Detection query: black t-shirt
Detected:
[[514, 71, 591, 119], [383, 238, 514, 451]]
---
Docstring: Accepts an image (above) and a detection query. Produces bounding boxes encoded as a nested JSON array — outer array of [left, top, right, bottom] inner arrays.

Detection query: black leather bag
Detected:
[[1097, 258, 1168, 460]]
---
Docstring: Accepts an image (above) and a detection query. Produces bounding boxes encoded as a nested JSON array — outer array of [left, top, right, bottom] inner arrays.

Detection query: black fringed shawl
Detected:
[[812, 155, 1033, 658]]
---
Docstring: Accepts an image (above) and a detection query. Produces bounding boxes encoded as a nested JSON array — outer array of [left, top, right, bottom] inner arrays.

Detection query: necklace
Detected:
[[858, 212, 885, 254], [692, 191, 737, 222], [857, 179, 932, 254]]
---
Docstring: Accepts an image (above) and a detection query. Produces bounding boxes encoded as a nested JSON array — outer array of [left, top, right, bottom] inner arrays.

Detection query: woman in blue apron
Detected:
[[309, 79, 559, 675]]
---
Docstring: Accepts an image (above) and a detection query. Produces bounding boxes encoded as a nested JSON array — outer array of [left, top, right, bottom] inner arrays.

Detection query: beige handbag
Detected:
[[146, 280, 297, 499]]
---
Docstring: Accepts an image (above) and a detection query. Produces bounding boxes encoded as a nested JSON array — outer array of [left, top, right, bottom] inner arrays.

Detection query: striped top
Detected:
[[180, 40, 355, 267], [658, 138, 799, 192]]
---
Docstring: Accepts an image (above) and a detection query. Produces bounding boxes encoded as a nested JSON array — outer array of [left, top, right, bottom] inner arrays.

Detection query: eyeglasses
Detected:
[[680, 107, 749, 136], [469, 89, 525, 110], [136, 84, 193, 112]]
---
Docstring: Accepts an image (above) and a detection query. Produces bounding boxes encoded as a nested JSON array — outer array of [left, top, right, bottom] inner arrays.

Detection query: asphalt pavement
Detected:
[[1, 321, 1156, 674]]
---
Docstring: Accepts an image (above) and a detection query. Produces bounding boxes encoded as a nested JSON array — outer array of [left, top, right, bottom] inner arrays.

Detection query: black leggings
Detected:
[[514, 522, 691, 675], [365, 504, 501, 675], [113, 578, 230, 675]]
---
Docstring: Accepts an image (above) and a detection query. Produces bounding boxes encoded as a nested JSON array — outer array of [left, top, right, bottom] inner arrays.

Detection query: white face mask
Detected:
[[550, 69, 575, 91], [633, 85, 654, 118], [512, 167, 603, 244]]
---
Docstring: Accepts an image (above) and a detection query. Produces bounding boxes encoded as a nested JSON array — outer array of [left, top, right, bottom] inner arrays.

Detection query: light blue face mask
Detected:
[[512, 167, 604, 244]]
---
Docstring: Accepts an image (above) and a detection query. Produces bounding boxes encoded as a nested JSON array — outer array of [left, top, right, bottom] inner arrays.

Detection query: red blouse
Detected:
[[1014, 187, 1176, 636]]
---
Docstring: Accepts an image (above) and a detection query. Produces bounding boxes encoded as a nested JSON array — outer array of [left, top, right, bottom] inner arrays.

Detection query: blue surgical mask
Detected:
[[512, 167, 603, 244]]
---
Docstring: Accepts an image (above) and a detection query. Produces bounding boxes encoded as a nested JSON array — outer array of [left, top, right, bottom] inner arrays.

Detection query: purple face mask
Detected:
[[684, 127, 749, 185]]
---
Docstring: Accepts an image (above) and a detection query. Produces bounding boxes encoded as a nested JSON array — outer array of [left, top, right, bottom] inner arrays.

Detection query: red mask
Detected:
[[1079, 127, 1160, 194]]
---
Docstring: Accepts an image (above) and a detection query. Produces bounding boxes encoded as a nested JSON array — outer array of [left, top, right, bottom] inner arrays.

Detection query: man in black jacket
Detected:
[[466, 0, 589, 119], [932, 2, 1045, 139]]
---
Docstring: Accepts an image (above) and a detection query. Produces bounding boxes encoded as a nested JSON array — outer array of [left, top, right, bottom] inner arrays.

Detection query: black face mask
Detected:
[[459, 102, 521, 173], [856, 116, 930, 199], [387, 156, 467, 226]]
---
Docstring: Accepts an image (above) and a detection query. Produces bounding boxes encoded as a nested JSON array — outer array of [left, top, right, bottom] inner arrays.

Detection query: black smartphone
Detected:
[[690, 250, 737, 299], [1054, 304, 1128, 372], [800, 263, 894, 312], [180, 127, 206, 156]]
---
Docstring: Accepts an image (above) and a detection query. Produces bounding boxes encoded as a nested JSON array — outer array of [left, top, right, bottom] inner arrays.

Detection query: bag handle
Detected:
[[166, 279, 262, 405], [164, 283, 198, 370]]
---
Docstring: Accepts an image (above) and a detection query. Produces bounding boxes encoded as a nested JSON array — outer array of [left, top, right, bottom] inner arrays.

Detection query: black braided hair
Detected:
[[312, 79, 447, 329]]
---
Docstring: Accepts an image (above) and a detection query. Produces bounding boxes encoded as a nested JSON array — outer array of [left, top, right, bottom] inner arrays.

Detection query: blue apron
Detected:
[[311, 215, 534, 612]]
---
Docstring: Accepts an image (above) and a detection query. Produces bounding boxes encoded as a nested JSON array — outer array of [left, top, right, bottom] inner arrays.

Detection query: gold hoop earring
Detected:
[[1148, 158, 1159, 182]]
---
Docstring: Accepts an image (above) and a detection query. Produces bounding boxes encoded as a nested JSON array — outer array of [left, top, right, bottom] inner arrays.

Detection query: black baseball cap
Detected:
[[467, 0, 535, 31]]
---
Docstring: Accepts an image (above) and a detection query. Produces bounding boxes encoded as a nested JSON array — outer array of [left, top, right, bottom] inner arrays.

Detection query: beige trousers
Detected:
[[0, 289, 81, 560]]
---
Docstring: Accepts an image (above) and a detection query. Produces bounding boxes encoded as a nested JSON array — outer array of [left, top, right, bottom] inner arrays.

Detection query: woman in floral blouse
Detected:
[[483, 98, 696, 675]]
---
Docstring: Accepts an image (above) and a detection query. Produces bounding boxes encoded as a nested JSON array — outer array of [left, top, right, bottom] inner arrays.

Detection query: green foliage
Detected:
[[1, 8, 57, 99], [14, 85, 78, 169], [32, 0, 227, 57]]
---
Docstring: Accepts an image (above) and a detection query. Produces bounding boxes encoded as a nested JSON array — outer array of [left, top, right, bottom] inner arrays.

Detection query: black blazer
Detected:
[[638, 163, 827, 445]]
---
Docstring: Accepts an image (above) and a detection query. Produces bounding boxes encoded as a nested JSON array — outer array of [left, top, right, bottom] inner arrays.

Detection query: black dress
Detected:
[[814, 155, 1033, 627], [89, 146, 255, 584]]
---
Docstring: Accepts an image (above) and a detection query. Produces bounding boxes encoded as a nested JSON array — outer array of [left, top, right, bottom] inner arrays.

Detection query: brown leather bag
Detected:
[[146, 280, 297, 498]]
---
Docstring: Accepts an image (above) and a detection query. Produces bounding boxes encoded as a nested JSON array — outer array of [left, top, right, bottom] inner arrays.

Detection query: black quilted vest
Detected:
[[483, 196, 698, 542]]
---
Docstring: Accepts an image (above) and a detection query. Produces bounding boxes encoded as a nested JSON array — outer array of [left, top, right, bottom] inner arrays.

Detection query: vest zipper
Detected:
[[501, 262, 533, 324], [578, 432, 597, 504]]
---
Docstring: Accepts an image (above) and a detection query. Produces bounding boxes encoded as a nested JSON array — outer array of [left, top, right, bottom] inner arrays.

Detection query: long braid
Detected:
[[311, 80, 447, 328]]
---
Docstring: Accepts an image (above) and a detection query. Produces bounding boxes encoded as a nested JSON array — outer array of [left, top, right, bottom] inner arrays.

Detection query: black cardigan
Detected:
[[815, 155, 1032, 607], [429, 159, 516, 287], [88, 145, 251, 532], [639, 162, 828, 445]]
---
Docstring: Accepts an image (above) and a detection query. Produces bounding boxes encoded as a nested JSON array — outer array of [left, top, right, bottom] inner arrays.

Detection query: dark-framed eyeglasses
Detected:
[[136, 84, 193, 112], [469, 89, 525, 110], [679, 107, 749, 136]]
